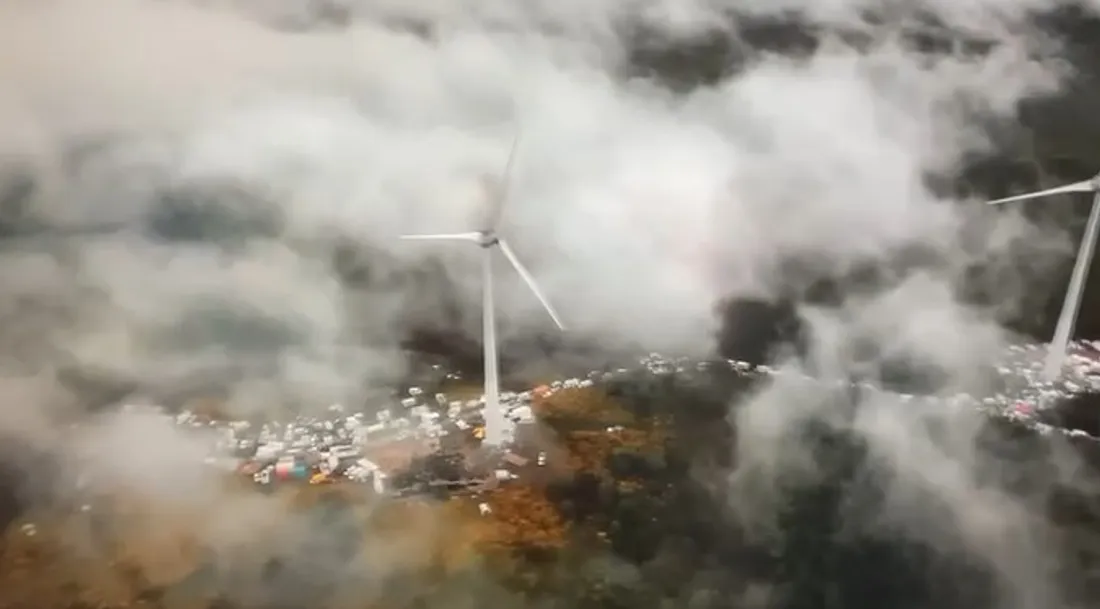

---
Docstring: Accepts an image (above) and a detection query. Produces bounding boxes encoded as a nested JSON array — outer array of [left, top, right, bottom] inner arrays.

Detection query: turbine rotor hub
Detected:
[[478, 231, 500, 248]]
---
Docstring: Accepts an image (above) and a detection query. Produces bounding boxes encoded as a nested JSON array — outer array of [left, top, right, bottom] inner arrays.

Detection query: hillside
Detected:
[[4, 363, 1100, 609]]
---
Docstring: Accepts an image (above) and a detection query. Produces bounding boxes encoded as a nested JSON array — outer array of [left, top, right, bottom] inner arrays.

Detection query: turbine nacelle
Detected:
[[477, 230, 500, 249]]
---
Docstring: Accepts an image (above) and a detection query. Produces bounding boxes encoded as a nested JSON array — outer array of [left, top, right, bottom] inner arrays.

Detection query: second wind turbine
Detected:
[[401, 136, 566, 446], [987, 171, 1100, 381]]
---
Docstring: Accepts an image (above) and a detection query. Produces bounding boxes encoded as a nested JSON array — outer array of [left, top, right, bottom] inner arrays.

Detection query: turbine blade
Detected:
[[987, 180, 1096, 205], [497, 239, 565, 331], [399, 232, 480, 241], [484, 133, 521, 231]]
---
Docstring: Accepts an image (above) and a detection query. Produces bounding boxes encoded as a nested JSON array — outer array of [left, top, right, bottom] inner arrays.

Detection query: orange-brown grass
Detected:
[[561, 427, 665, 475], [532, 387, 634, 428], [467, 485, 569, 552], [0, 386, 665, 609]]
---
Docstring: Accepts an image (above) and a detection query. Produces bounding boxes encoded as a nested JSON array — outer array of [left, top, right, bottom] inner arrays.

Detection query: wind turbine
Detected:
[[987, 172, 1100, 381], [400, 136, 566, 446]]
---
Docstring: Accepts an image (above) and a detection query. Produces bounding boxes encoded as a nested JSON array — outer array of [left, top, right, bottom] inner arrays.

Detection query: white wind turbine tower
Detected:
[[987, 172, 1100, 381], [400, 137, 566, 446]]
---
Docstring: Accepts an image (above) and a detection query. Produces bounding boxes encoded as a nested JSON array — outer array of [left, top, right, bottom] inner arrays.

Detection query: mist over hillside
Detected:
[[4, 2, 1100, 609]]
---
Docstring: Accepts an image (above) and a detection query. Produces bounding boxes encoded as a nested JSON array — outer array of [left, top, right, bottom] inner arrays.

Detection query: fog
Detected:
[[0, 1, 1097, 608]]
